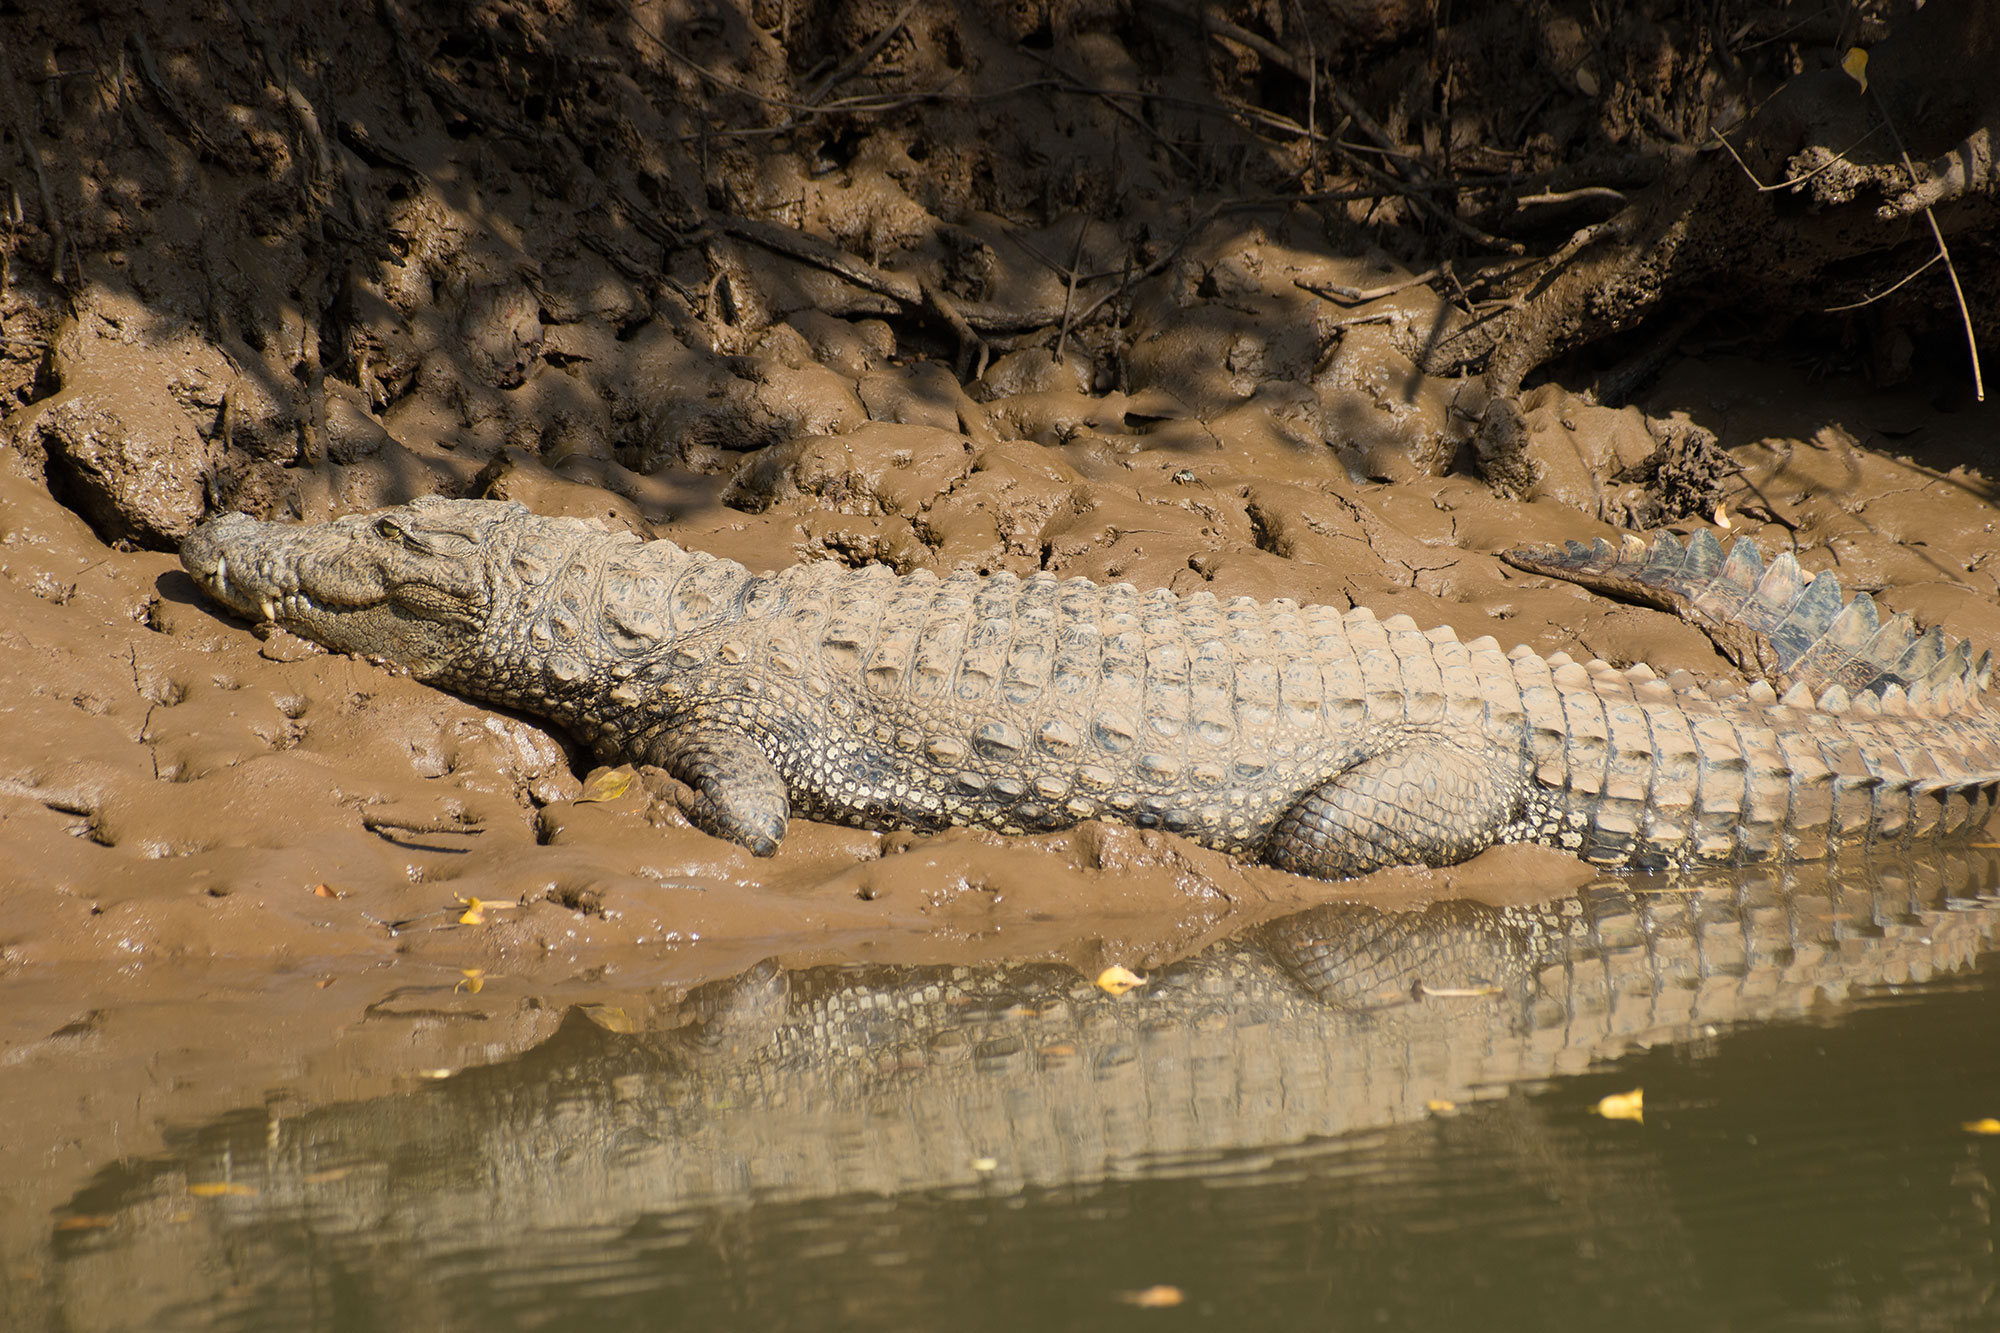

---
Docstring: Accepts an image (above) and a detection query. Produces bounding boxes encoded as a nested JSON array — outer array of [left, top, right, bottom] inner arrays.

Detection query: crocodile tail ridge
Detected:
[[1503, 532, 1993, 711]]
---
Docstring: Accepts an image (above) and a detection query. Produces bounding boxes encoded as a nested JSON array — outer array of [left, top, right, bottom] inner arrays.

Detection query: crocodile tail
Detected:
[[1503, 532, 1994, 713]]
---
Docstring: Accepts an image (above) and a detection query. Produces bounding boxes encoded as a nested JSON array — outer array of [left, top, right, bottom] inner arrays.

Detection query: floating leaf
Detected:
[[971, 1157, 999, 1172], [1426, 1098, 1458, 1114], [188, 1182, 258, 1198], [1117, 1286, 1185, 1309], [417, 1068, 455, 1080], [303, 1168, 354, 1185], [577, 767, 637, 803], [1962, 1118, 2000, 1135], [1594, 1088, 1645, 1123], [1842, 47, 1869, 93], [581, 1005, 635, 1033], [1096, 965, 1146, 996], [455, 968, 486, 994]]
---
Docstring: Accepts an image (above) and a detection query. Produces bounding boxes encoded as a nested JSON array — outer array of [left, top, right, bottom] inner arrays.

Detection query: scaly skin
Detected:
[[180, 499, 2000, 878]]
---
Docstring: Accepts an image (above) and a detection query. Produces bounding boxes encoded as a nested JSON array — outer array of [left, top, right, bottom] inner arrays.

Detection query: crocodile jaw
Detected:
[[180, 506, 490, 679]]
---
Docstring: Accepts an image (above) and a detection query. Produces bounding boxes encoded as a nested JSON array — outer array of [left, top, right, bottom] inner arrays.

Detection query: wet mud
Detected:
[[2, 0, 1999, 1281]]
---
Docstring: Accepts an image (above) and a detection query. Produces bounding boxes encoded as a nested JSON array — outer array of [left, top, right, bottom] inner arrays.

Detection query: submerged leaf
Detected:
[[1962, 1118, 2000, 1135], [1594, 1088, 1645, 1123], [187, 1182, 258, 1198], [1117, 1286, 1185, 1309], [581, 1005, 635, 1033]]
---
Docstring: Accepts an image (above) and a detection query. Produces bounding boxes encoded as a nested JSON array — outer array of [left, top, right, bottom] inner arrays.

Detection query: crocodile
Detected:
[[43, 852, 2000, 1325], [178, 497, 2000, 878]]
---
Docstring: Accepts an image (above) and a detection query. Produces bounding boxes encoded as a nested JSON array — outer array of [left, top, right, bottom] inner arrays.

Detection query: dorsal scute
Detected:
[[1502, 530, 1992, 715]]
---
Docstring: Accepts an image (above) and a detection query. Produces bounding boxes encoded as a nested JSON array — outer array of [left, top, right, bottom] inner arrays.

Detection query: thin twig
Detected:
[[1054, 220, 1087, 366], [1835, 78, 1986, 401], [803, 0, 919, 106], [1516, 186, 1628, 208], [0, 50, 68, 285], [1708, 123, 1884, 193], [1294, 266, 1445, 304], [362, 812, 485, 836], [1823, 251, 1943, 312], [1021, 50, 1199, 174]]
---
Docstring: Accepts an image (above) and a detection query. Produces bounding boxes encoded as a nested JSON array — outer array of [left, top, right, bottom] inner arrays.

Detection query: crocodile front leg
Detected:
[[646, 723, 790, 856], [1263, 738, 1529, 879]]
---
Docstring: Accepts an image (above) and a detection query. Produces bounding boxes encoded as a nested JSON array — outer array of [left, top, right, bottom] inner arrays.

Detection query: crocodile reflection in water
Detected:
[[42, 850, 2000, 1323]]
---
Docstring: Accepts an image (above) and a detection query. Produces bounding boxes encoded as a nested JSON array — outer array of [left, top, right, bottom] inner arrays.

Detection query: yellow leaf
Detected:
[[455, 968, 485, 994], [188, 1182, 258, 1198], [1595, 1088, 1645, 1123], [972, 1157, 999, 1172], [455, 897, 517, 925], [1713, 503, 1732, 530], [1962, 1118, 2000, 1135], [417, 1068, 455, 1080], [311, 882, 342, 899], [54, 1215, 117, 1231], [1117, 1286, 1185, 1309], [1426, 1098, 1457, 1114], [577, 766, 636, 803], [1842, 47, 1869, 94], [303, 1168, 353, 1184], [581, 1004, 635, 1033], [1096, 965, 1146, 995]]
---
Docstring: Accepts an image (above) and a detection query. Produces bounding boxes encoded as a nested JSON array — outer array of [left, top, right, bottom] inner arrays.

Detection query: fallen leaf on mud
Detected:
[[1116, 1286, 1185, 1309], [1096, 965, 1146, 995], [1962, 1118, 2000, 1135], [577, 767, 636, 803], [187, 1182, 258, 1198], [455, 968, 485, 994], [417, 1068, 455, 1080], [311, 882, 343, 898], [1426, 1099, 1457, 1114], [581, 1004, 635, 1033], [1594, 1089, 1645, 1123], [455, 896, 518, 925], [1842, 47, 1869, 93], [1713, 504, 1732, 529], [972, 1157, 999, 1172]]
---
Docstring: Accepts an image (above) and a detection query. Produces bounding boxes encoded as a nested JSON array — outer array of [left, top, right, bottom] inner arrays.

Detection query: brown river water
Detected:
[[8, 848, 2000, 1329]]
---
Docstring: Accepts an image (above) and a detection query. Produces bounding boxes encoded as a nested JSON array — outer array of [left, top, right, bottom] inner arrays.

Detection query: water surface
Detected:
[[11, 852, 2000, 1331]]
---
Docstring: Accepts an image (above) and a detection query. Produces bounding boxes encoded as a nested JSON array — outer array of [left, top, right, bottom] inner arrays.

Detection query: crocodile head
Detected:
[[180, 498, 524, 680]]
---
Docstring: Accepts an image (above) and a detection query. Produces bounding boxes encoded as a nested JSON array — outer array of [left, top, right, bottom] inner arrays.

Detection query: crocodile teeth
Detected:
[[260, 597, 278, 621]]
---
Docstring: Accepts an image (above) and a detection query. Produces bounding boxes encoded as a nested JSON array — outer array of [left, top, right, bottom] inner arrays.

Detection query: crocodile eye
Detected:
[[375, 517, 406, 544]]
